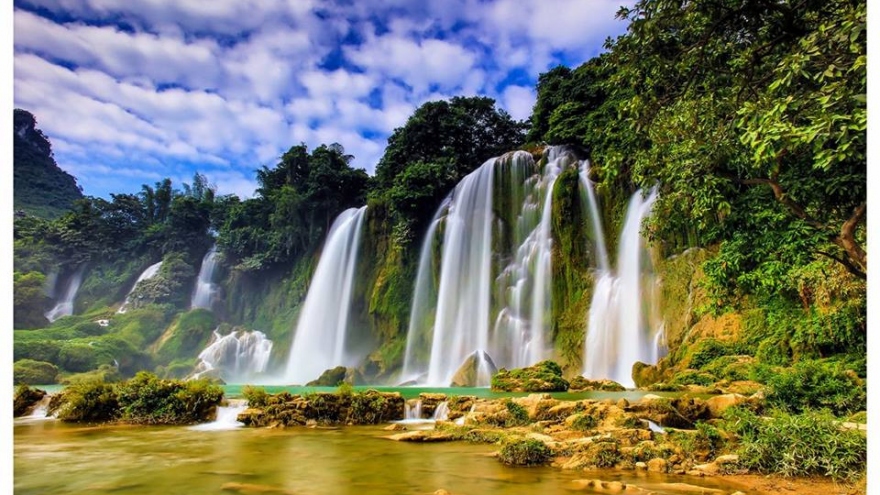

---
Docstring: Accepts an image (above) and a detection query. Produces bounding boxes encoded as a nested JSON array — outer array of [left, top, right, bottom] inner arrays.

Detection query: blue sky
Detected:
[[13, 0, 633, 199]]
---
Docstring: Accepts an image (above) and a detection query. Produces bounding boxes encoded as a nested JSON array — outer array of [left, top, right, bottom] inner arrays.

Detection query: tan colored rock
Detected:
[[433, 490, 451, 495], [646, 457, 668, 473], [705, 394, 746, 418], [383, 423, 407, 431], [635, 462, 647, 470], [654, 482, 724, 493], [714, 454, 739, 465]]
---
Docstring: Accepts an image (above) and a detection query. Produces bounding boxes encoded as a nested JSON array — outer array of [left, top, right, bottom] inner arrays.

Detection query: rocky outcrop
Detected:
[[568, 376, 626, 391], [237, 389, 404, 427], [13, 385, 46, 417], [450, 351, 498, 387], [491, 360, 569, 392], [306, 366, 364, 386]]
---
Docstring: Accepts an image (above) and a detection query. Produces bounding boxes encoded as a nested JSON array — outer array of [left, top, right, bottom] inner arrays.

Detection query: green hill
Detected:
[[13, 108, 83, 219]]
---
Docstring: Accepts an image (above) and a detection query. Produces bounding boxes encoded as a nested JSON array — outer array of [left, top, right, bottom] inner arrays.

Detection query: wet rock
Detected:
[[450, 350, 498, 387], [306, 366, 364, 386], [13, 385, 46, 417], [628, 396, 710, 428], [383, 423, 407, 431]]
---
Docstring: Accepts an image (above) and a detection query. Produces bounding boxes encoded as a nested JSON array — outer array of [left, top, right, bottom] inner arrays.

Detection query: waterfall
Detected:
[[285, 206, 367, 384], [582, 187, 663, 387], [117, 261, 162, 314], [192, 329, 274, 383], [189, 399, 248, 431], [406, 148, 573, 386], [191, 246, 218, 310], [404, 400, 423, 420], [432, 401, 449, 421], [44, 265, 86, 323]]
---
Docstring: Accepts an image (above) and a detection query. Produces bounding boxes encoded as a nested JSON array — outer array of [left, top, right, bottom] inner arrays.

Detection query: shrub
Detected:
[[55, 380, 119, 423], [116, 371, 223, 424], [687, 339, 745, 369], [570, 413, 598, 431], [348, 390, 388, 424], [670, 369, 717, 387], [13, 340, 62, 363], [763, 360, 865, 416], [504, 400, 530, 427], [722, 407, 866, 480], [498, 438, 552, 466], [13, 359, 59, 385], [242, 385, 270, 408]]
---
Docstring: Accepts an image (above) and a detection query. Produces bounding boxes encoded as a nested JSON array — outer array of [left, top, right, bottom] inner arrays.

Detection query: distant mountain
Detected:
[[14, 109, 83, 218]]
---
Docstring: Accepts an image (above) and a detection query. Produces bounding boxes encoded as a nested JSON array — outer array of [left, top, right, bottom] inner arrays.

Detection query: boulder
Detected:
[[704, 394, 746, 418], [491, 360, 569, 392], [450, 351, 498, 387], [647, 457, 668, 473], [306, 366, 364, 386]]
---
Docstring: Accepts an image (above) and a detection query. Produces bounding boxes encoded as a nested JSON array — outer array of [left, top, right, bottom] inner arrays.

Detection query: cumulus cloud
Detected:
[[13, 0, 633, 198]]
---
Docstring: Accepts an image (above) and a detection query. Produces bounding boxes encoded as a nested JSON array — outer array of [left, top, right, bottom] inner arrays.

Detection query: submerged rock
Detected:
[[491, 360, 569, 392]]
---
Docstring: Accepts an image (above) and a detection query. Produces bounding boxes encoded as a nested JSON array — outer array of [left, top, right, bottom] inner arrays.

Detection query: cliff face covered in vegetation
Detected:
[[13, 109, 84, 219], [13, 0, 865, 401]]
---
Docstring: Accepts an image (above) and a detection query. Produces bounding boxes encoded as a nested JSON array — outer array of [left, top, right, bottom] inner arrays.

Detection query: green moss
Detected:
[[242, 385, 270, 408], [570, 413, 598, 431], [498, 438, 552, 466], [669, 369, 717, 387], [153, 309, 216, 365], [491, 360, 569, 392]]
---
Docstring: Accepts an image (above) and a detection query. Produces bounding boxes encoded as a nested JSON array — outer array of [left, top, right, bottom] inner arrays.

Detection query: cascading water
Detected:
[[117, 261, 162, 314], [189, 399, 248, 431], [404, 148, 574, 386], [581, 186, 664, 387], [285, 206, 367, 384], [191, 329, 273, 383], [191, 246, 218, 310], [44, 265, 86, 323]]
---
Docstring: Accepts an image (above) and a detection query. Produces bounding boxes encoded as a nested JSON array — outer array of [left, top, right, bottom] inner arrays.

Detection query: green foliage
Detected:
[[673, 422, 727, 458], [154, 309, 216, 364], [13, 109, 83, 218], [13, 359, 59, 385], [722, 407, 866, 480], [570, 413, 598, 431], [54, 379, 120, 423], [241, 385, 269, 408], [115, 371, 223, 425], [503, 400, 530, 427], [498, 438, 552, 466], [13, 271, 50, 329], [761, 360, 865, 416], [669, 370, 716, 387], [347, 390, 388, 424], [491, 360, 569, 392]]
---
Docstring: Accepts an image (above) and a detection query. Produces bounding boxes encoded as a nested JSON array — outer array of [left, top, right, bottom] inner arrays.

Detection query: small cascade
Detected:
[[45, 265, 86, 323], [404, 400, 423, 420], [432, 401, 449, 421], [189, 399, 248, 431], [19, 395, 53, 421], [117, 261, 162, 314], [192, 329, 273, 383], [285, 206, 367, 384], [191, 246, 218, 310], [582, 187, 664, 387]]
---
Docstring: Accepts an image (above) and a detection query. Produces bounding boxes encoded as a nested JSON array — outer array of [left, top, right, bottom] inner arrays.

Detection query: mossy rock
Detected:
[[13, 385, 47, 417], [568, 376, 626, 391], [491, 360, 569, 392], [451, 351, 498, 387], [306, 366, 365, 386], [498, 438, 552, 466]]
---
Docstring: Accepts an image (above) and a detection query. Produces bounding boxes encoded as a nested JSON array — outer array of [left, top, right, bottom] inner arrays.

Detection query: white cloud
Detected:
[[501, 85, 536, 121]]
